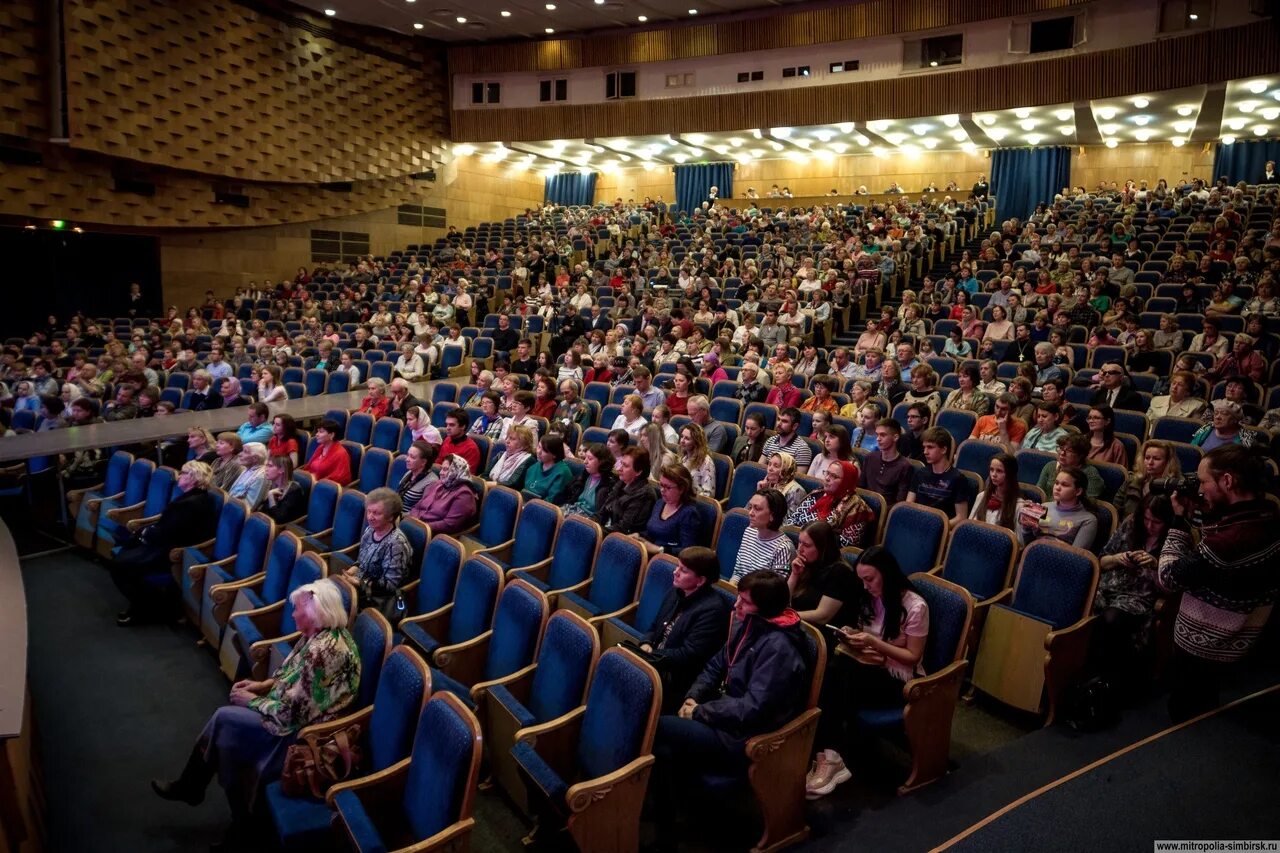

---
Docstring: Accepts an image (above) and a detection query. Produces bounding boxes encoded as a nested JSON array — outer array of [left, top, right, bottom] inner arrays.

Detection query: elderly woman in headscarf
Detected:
[[756, 450, 807, 514], [408, 454, 479, 535], [220, 376, 248, 407], [784, 460, 875, 548], [228, 442, 269, 508]]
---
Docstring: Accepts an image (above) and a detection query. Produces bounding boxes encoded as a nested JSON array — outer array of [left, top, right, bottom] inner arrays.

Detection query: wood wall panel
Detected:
[[0, 0, 49, 141], [448, 0, 1092, 74], [61, 0, 448, 184], [451, 24, 1280, 142], [1071, 143, 1215, 192]]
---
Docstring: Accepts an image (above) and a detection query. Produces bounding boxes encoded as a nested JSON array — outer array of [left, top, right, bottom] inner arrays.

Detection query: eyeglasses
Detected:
[[1100, 369, 1123, 376]]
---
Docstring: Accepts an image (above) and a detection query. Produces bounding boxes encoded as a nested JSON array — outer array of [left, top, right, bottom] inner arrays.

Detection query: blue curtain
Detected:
[[1211, 140, 1280, 185], [674, 163, 734, 213], [544, 172, 597, 206], [990, 146, 1072, 223]]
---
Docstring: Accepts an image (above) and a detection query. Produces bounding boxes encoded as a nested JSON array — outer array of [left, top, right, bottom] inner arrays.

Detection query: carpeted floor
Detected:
[[22, 544, 1280, 852]]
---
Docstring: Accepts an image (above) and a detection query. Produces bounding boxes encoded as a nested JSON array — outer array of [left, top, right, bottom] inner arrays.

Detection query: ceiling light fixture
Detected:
[[976, 115, 996, 126], [544, 27, 554, 32], [814, 129, 834, 142], [1239, 101, 1259, 113], [1055, 109, 1073, 122], [1227, 118, 1248, 130], [771, 127, 793, 138], [829, 142, 848, 153], [1249, 80, 1270, 94], [1059, 125, 1073, 135], [1025, 134, 1043, 145], [688, 8, 697, 14], [1222, 135, 1236, 145], [941, 114, 960, 127], [1174, 120, 1194, 133], [986, 127, 1008, 141], [867, 120, 890, 132], [911, 124, 929, 135], [453, 144, 476, 156], [500, 9, 511, 15], [637, 14, 646, 21], [324, 8, 336, 15], [922, 138, 939, 149], [1133, 97, 1150, 108], [1105, 138, 1118, 148], [884, 132, 906, 144], [456, 16, 466, 23], [728, 137, 742, 147], [1133, 115, 1150, 125], [1134, 129, 1153, 141], [1263, 108, 1280, 121], [545, 2, 555, 8], [1019, 119, 1037, 130], [1171, 137, 1185, 147], [1097, 107, 1117, 120], [1099, 123, 1120, 135], [1255, 126, 1269, 136], [961, 141, 977, 152], [838, 122, 855, 134], [413, 22, 423, 28], [855, 135, 870, 146], [950, 128, 968, 141], [1176, 105, 1195, 116], [1014, 108, 1031, 119]]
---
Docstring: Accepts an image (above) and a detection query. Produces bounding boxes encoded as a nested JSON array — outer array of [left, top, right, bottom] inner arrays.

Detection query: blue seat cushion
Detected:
[[511, 741, 568, 806], [231, 613, 265, 650], [428, 668, 477, 710], [557, 591, 601, 617], [399, 621, 441, 658], [487, 686, 537, 730], [603, 617, 644, 642], [331, 789, 390, 853], [264, 780, 341, 852]]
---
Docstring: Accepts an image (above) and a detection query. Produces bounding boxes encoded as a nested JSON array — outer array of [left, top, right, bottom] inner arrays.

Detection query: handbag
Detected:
[[280, 721, 365, 799], [359, 579, 408, 627]]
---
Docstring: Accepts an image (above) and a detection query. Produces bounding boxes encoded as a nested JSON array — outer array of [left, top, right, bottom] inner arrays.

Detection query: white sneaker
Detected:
[[805, 750, 851, 799]]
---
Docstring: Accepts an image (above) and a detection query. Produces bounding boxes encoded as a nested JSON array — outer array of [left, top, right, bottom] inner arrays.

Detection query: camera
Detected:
[[1149, 473, 1200, 499]]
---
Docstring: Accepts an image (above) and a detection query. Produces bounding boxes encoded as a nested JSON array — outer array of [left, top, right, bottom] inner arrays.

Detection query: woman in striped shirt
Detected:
[[731, 489, 796, 582]]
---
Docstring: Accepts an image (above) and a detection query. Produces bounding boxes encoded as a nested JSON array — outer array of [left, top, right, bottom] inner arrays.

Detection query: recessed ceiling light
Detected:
[[1222, 135, 1236, 145], [1171, 137, 1185, 147], [544, 26, 554, 32], [922, 138, 938, 149], [1133, 98, 1149, 108], [1134, 129, 1153, 141], [545, 2, 555, 8], [1104, 138, 1118, 148], [1263, 108, 1280, 121], [1227, 118, 1248, 130], [1249, 80, 1270, 94], [1019, 119, 1037, 130], [1239, 101, 1259, 113], [976, 115, 996, 126], [1014, 108, 1031, 119], [855, 135, 870, 146], [1058, 125, 1073, 135], [413, 21, 423, 28], [1099, 124, 1120, 135], [324, 8, 336, 15], [1188, 12, 1198, 19], [456, 16, 466, 23], [500, 9, 510, 15], [688, 8, 697, 14], [950, 129, 967, 141], [594, 0, 604, 4], [1025, 134, 1043, 145], [1176, 105, 1195, 116], [1174, 121, 1194, 133], [911, 124, 929, 135], [961, 141, 976, 152], [1098, 107, 1117, 120], [838, 122, 855, 133], [637, 14, 646, 20], [406, 0, 415, 3], [941, 114, 959, 127], [1055, 110, 1073, 122], [1255, 125, 1269, 136], [986, 128, 1008, 141], [1133, 115, 1150, 125]]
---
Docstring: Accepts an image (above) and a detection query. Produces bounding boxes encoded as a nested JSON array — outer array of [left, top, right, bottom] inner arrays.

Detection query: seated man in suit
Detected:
[[1090, 362, 1144, 411]]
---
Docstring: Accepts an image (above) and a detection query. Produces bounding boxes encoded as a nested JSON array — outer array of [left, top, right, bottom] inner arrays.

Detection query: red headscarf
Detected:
[[813, 460, 860, 519]]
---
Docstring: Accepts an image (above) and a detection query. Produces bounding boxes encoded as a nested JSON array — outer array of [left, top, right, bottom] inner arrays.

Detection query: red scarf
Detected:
[[814, 460, 860, 518]]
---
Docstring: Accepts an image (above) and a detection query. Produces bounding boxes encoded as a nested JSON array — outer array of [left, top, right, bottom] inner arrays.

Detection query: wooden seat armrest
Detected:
[[208, 573, 266, 625], [564, 754, 655, 814], [902, 659, 968, 705], [401, 818, 476, 853], [249, 631, 302, 679], [126, 513, 162, 532], [67, 483, 109, 504], [513, 557, 553, 581], [399, 603, 454, 645], [475, 539, 516, 561], [471, 663, 536, 707], [398, 578, 421, 597], [332, 542, 361, 557], [299, 528, 334, 552], [972, 587, 1013, 615], [586, 605, 633, 630], [325, 756, 410, 809], [1043, 614, 1098, 727], [237, 599, 285, 635], [83, 491, 124, 512], [744, 707, 821, 762], [515, 706, 587, 781], [433, 630, 493, 685], [296, 705, 374, 742], [105, 501, 146, 523], [455, 521, 481, 539]]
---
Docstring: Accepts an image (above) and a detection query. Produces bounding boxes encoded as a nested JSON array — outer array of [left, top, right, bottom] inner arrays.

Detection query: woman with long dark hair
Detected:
[[788, 521, 856, 627], [807, 545, 928, 799], [1085, 405, 1128, 467], [970, 453, 1023, 531]]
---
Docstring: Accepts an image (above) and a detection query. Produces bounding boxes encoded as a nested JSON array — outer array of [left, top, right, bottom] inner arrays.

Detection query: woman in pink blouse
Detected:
[[1085, 405, 1129, 467]]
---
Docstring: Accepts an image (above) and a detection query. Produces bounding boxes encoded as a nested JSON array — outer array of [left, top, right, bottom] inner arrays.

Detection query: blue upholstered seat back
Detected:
[[528, 613, 597, 724], [476, 486, 520, 547], [632, 557, 676, 636], [417, 537, 463, 615], [262, 531, 301, 603], [371, 419, 402, 452], [940, 521, 1015, 602], [368, 648, 426, 771], [587, 535, 644, 613], [715, 510, 751, 580], [398, 519, 429, 581], [230, 515, 273, 581], [546, 517, 599, 590], [404, 697, 475, 841], [954, 440, 1003, 480], [121, 459, 153, 506], [210, 494, 245, 562], [103, 451, 132, 495], [141, 468, 177, 518], [692, 498, 720, 548], [331, 491, 367, 551], [345, 412, 374, 446], [281, 554, 324, 635], [726, 463, 766, 511], [353, 611, 392, 710], [483, 583, 546, 682], [912, 575, 970, 675], [447, 558, 501, 645], [304, 480, 341, 535], [883, 504, 946, 574], [576, 651, 654, 781], [508, 501, 558, 569], [358, 448, 392, 493], [1010, 541, 1096, 630]]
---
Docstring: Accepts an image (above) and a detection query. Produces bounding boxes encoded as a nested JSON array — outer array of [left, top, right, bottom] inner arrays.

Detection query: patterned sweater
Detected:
[[1158, 500, 1280, 662], [250, 628, 360, 735]]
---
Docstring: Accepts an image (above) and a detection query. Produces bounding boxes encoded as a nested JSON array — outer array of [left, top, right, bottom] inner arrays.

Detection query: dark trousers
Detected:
[[1167, 648, 1227, 724], [649, 715, 748, 847], [1091, 607, 1149, 687], [109, 554, 175, 618], [814, 656, 906, 754]]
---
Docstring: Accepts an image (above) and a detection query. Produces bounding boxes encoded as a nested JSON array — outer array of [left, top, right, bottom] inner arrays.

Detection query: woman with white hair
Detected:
[[228, 442, 269, 508], [151, 577, 359, 840], [110, 461, 219, 626]]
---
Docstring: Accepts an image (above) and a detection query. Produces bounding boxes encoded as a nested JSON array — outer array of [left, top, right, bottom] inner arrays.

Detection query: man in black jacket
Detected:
[[638, 547, 731, 712], [384, 378, 420, 422], [110, 461, 219, 626], [1090, 362, 1145, 412], [491, 314, 519, 355]]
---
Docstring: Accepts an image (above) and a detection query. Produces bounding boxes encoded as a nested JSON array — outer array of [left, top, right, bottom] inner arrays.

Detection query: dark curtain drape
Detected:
[[544, 172, 597, 206], [1211, 140, 1280, 185], [990, 146, 1072, 223], [674, 162, 734, 212]]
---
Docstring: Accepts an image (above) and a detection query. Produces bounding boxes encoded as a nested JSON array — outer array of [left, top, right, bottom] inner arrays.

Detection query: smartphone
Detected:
[[823, 624, 847, 634]]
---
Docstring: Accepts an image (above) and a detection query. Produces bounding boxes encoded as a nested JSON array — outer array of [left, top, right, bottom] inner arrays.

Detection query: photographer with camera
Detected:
[[1157, 445, 1280, 722]]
